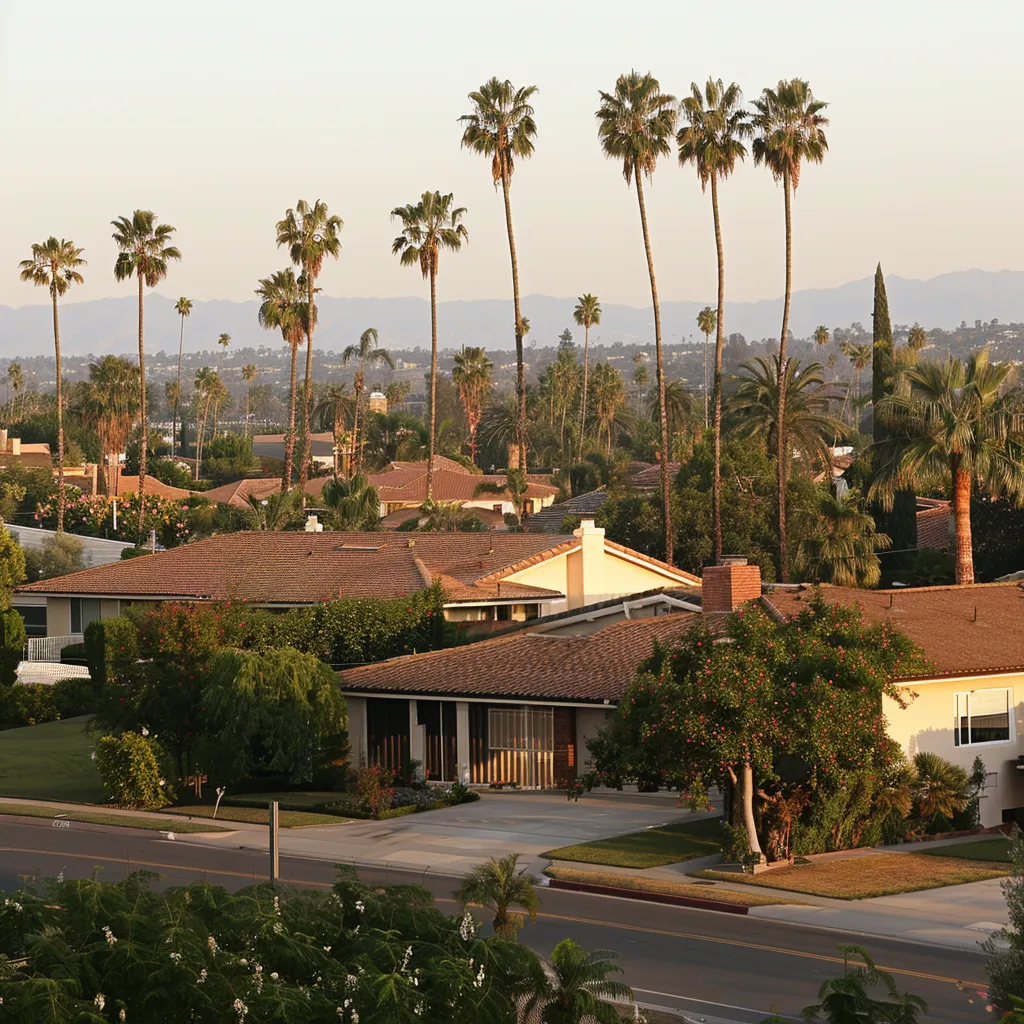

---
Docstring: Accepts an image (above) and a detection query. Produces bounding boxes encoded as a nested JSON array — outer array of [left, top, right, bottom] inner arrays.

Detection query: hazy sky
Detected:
[[3, 0, 1022, 311]]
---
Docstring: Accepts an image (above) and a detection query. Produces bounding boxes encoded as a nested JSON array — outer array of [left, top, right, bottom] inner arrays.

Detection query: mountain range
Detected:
[[0, 269, 1021, 358]]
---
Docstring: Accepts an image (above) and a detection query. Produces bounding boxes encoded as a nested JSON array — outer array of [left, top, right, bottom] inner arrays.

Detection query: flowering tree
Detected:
[[590, 596, 927, 860]]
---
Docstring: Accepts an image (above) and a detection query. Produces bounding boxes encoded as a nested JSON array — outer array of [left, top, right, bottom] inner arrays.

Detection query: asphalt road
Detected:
[[0, 816, 993, 1023]]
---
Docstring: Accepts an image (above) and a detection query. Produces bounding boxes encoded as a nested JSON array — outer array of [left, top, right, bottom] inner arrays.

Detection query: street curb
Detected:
[[547, 877, 749, 915]]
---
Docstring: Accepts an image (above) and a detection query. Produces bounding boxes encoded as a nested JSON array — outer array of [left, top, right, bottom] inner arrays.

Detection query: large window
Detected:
[[70, 598, 102, 635], [954, 688, 1013, 746]]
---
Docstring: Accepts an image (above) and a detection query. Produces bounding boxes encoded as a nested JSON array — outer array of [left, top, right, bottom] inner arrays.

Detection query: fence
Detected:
[[26, 634, 84, 664]]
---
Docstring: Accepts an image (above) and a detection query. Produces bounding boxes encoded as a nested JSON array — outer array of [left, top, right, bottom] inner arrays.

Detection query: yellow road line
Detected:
[[0, 846, 986, 989]]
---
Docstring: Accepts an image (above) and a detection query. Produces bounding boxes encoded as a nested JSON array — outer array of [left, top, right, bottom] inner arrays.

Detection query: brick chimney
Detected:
[[701, 556, 761, 613]]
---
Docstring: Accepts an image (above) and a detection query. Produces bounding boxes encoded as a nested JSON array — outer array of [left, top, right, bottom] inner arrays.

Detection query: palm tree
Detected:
[[385, 380, 410, 412], [320, 474, 380, 530], [597, 71, 677, 564], [342, 328, 394, 478], [590, 362, 626, 455], [460, 79, 537, 472], [242, 363, 257, 437], [19, 237, 86, 532], [839, 341, 872, 428], [256, 268, 309, 492], [312, 384, 355, 477], [452, 346, 493, 464], [474, 468, 531, 528], [111, 210, 181, 538], [456, 852, 539, 940], [276, 199, 343, 493], [696, 305, 717, 427], [632, 354, 648, 414], [678, 79, 749, 567], [752, 80, 830, 581], [572, 294, 602, 461], [217, 332, 231, 367], [814, 324, 830, 347], [871, 348, 1024, 584], [207, 372, 228, 441], [6, 363, 23, 427], [913, 751, 969, 825], [526, 939, 633, 1024], [416, 499, 484, 533], [649, 378, 693, 443], [172, 297, 192, 457], [192, 367, 215, 477], [244, 490, 298, 532], [731, 356, 843, 482], [391, 192, 468, 495], [795, 491, 891, 587]]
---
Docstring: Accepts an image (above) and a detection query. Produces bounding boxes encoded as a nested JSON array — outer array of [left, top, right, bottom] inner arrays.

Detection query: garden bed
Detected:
[[542, 816, 724, 868], [692, 852, 1008, 899]]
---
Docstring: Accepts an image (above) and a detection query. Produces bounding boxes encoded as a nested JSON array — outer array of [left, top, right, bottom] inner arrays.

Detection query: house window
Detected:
[[954, 688, 1013, 746], [70, 598, 102, 635]]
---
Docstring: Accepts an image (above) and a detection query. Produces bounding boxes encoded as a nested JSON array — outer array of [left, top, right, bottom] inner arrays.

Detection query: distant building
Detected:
[[368, 391, 388, 414]]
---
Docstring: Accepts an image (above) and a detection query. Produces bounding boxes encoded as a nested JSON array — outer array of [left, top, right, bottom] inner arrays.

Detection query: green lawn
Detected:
[[542, 816, 725, 868], [922, 838, 1012, 863], [0, 802, 229, 833], [164, 804, 350, 829], [0, 717, 105, 803]]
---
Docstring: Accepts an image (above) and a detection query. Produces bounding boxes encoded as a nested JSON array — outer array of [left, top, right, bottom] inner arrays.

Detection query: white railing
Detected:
[[26, 634, 84, 663]]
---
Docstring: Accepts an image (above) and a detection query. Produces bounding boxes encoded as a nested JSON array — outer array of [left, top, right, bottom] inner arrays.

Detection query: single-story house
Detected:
[[15, 519, 701, 639]]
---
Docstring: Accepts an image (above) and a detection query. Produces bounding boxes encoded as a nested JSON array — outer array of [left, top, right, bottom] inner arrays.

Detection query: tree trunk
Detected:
[[351, 374, 361, 480], [711, 174, 725, 566], [427, 267, 438, 502], [952, 458, 974, 585], [500, 173, 527, 472], [578, 324, 589, 462], [136, 275, 148, 542], [742, 761, 763, 860], [703, 332, 708, 428], [634, 165, 673, 565], [282, 340, 298, 493], [51, 289, 65, 533], [775, 168, 793, 582], [244, 389, 250, 440], [173, 313, 185, 458], [299, 270, 315, 495]]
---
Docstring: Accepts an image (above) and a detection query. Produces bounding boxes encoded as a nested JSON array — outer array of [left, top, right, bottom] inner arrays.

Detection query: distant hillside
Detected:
[[1, 269, 1022, 357]]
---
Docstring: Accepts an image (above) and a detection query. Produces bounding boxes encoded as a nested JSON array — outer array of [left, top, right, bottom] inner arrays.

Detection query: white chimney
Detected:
[[570, 518, 606, 609], [304, 515, 323, 533]]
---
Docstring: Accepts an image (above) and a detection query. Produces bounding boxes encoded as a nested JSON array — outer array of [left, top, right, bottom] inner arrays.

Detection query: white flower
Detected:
[[207, 935, 219, 954], [141, 727, 149, 737], [94, 993, 106, 1010], [56, 870, 64, 884], [197, 969, 208, 985], [270, 972, 279, 980], [119, 1010, 126, 1022], [233, 997, 248, 1018], [102, 925, 117, 946], [273, 895, 281, 916], [169, 951, 182, 962], [346, 974, 359, 990], [355, 900, 365, 913], [323, 945, 332, 953], [459, 910, 475, 941]]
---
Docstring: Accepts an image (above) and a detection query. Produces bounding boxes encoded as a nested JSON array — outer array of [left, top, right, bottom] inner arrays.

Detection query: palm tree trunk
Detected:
[[299, 271, 315, 495], [776, 168, 793, 582], [283, 341, 298, 493], [244, 389, 250, 440], [578, 324, 590, 462], [51, 290, 65, 534], [427, 267, 438, 502], [742, 761, 763, 860], [136, 275, 148, 542], [951, 458, 974, 585], [173, 314, 184, 458], [351, 386, 360, 480], [634, 164, 673, 566], [711, 174, 725, 566], [500, 172, 527, 472], [703, 333, 709, 428]]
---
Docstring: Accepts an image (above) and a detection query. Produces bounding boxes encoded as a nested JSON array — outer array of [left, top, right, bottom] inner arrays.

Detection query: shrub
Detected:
[[0, 608, 26, 685], [355, 764, 395, 817], [60, 641, 87, 664], [0, 683, 60, 729], [94, 732, 171, 809], [52, 677, 97, 719], [84, 616, 139, 686], [23, 532, 85, 581]]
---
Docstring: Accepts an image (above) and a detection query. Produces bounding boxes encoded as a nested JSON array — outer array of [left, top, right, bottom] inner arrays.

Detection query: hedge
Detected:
[[84, 616, 139, 686]]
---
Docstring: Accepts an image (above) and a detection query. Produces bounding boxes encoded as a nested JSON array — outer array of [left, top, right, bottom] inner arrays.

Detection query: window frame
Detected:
[[953, 687, 1014, 748]]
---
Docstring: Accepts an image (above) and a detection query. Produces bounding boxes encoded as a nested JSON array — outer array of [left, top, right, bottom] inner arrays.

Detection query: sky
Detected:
[[2, 0, 1022, 312]]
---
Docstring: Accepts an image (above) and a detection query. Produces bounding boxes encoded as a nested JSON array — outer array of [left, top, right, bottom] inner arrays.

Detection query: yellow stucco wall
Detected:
[[884, 673, 1024, 827]]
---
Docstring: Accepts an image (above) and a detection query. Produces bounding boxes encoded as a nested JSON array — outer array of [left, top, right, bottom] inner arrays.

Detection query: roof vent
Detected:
[[407, 538, 415, 548]]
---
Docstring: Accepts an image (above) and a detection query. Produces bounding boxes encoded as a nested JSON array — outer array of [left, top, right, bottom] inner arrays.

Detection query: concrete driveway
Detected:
[[193, 790, 706, 876]]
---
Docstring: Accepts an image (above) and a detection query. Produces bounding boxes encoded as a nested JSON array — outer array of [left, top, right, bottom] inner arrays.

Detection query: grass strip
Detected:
[[0, 802, 229, 834], [691, 852, 1008, 900], [920, 838, 1011, 862], [542, 816, 724, 868], [545, 866, 798, 907], [164, 804, 350, 829]]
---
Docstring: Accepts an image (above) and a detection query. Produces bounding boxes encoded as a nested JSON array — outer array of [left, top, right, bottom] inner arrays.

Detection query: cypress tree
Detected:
[[871, 262, 893, 423]]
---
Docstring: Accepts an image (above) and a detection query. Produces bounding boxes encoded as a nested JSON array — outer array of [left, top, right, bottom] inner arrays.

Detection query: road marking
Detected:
[[633, 988, 799, 1020], [0, 845, 987, 990]]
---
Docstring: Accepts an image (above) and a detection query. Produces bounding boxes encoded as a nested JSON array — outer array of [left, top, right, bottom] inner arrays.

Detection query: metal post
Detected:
[[268, 801, 279, 884]]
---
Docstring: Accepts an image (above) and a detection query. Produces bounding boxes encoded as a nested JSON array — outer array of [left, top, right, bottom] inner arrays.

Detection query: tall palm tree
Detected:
[[111, 210, 181, 538], [456, 852, 539, 940], [840, 341, 873, 428], [320, 474, 380, 530], [814, 324, 830, 347], [19, 237, 86, 532], [275, 199, 343, 492], [649, 378, 694, 442], [527, 939, 633, 1024], [6, 363, 23, 427], [172, 296, 192, 457], [242, 363, 257, 437], [679, 78, 749, 567], [696, 305, 717, 428], [208, 372, 228, 441], [597, 71, 677, 564], [452, 345, 493, 464], [256, 268, 309, 492], [731, 356, 843, 482], [752, 80, 829, 581], [591, 362, 626, 455], [217, 332, 231, 367], [342, 328, 394, 477], [572, 294, 602, 461], [632, 353, 648, 414], [795, 490, 891, 587], [391, 192, 468, 496], [460, 78, 538, 472], [192, 366, 215, 477], [312, 384, 355, 477], [871, 348, 1024, 584]]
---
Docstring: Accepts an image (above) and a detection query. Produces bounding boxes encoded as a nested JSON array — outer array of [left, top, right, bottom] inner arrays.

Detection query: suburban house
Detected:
[[14, 519, 701, 640], [201, 476, 328, 508], [527, 490, 608, 533], [251, 432, 336, 470]]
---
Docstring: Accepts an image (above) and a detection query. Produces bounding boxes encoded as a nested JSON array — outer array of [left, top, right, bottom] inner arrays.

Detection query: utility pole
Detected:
[[268, 800, 279, 883]]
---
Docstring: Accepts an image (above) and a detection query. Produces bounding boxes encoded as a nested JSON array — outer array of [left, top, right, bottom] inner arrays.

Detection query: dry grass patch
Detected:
[[546, 866, 799, 907], [692, 852, 1008, 899]]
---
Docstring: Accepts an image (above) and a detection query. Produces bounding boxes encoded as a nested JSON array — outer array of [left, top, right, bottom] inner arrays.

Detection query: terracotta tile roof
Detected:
[[527, 491, 608, 533], [629, 463, 681, 488], [762, 582, 1024, 679], [916, 498, 951, 550], [342, 612, 702, 702], [16, 531, 578, 605], [379, 506, 508, 530], [370, 466, 558, 504], [385, 456, 469, 474], [201, 476, 328, 508], [113, 475, 198, 501]]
